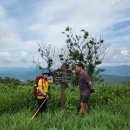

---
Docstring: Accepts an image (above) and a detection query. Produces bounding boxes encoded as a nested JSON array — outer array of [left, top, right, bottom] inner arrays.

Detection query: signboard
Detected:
[[53, 69, 72, 83], [53, 62, 72, 107]]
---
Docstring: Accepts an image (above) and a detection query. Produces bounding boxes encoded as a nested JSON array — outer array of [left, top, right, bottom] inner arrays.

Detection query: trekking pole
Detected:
[[31, 99, 47, 121]]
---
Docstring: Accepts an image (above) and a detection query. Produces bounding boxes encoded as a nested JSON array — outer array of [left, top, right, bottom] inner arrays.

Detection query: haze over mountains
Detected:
[[0, 65, 130, 83], [100, 65, 130, 76], [0, 67, 42, 81]]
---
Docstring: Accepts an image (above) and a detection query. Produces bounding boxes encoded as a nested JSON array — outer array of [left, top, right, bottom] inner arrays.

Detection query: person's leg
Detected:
[[85, 96, 90, 113], [86, 103, 89, 112], [42, 99, 47, 112], [79, 95, 90, 115], [38, 99, 45, 113], [79, 102, 86, 115]]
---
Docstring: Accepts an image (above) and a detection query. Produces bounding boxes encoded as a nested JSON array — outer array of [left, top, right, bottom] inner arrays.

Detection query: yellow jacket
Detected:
[[37, 78, 48, 99]]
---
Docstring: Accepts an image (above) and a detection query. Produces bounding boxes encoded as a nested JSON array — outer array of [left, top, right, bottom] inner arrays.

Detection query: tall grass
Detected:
[[0, 83, 130, 130]]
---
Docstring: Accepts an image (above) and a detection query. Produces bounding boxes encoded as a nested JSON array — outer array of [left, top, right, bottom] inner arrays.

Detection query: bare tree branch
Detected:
[[33, 41, 57, 69]]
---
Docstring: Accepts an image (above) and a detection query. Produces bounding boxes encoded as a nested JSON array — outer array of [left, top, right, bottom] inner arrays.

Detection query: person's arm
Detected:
[[88, 80, 92, 90], [84, 72, 92, 89], [38, 86, 46, 96]]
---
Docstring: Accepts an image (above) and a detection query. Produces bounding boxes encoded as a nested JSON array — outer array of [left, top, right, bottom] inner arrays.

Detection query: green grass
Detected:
[[0, 83, 130, 130]]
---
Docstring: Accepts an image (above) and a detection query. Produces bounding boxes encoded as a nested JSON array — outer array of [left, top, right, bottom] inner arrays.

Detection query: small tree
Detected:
[[33, 42, 56, 69], [58, 48, 70, 65], [62, 26, 108, 81]]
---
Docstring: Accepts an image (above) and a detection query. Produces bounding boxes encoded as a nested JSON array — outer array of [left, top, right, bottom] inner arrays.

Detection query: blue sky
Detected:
[[0, 0, 130, 68]]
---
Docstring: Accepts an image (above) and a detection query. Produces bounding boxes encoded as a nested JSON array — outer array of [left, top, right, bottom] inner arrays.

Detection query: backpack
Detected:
[[32, 76, 43, 98]]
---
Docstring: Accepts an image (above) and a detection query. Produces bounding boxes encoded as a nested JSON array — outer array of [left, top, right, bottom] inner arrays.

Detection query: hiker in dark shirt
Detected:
[[75, 62, 92, 115]]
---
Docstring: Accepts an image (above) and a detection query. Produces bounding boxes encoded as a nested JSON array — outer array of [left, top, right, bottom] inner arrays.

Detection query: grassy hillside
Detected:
[[0, 83, 130, 130]]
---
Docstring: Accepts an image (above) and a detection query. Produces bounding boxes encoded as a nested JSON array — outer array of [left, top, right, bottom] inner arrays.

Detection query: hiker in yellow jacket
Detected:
[[37, 69, 50, 113]]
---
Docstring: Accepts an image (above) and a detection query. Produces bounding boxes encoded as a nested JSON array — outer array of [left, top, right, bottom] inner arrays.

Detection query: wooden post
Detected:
[[60, 82, 66, 107], [53, 62, 72, 107]]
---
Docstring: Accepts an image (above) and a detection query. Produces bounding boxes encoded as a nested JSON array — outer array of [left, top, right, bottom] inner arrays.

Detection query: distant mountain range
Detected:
[[0, 67, 43, 81], [100, 65, 130, 76], [0, 65, 130, 83], [101, 74, 130, 84]]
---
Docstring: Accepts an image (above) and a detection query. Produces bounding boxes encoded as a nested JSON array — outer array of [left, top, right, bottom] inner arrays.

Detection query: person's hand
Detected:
[[45, 93, 49, 99], [91, 89, 95, 93], [88, 81, 92, 89]]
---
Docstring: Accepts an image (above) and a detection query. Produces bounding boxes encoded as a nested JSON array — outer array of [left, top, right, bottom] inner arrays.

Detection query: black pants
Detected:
[[37, 98, 47, 113]]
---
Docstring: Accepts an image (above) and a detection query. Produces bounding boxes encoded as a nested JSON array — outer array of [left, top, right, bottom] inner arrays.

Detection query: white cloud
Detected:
[[121, 48, 129, 56], [0, 5, 5, 18], [0, 4, 37, 67], [0, 50, 33, 67], [26, 0, 130, 47], [36, 0, 130, 31], [0, 0, 130, 67], [0, 51, 12, 66], [103, 43, 130, 66], [0, 51, 10, 57]]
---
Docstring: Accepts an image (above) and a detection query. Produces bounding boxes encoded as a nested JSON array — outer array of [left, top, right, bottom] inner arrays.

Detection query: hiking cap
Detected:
[[42, 69, 50, 75]]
